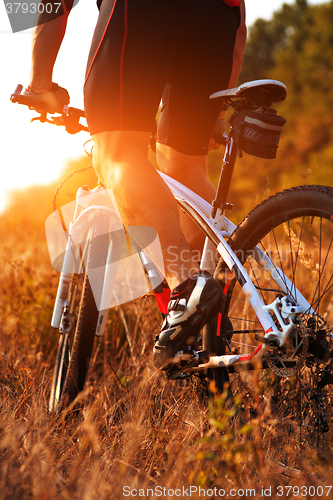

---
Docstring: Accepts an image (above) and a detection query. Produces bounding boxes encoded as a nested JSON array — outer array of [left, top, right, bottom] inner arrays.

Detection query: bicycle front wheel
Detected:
[[217, 185, 333, 473], [49, 211, 109, 413]]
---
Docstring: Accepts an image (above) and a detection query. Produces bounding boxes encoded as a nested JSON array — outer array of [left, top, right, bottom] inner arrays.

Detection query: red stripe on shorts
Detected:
[[119, 0, 128, 128], [84, 0, 118, 87]]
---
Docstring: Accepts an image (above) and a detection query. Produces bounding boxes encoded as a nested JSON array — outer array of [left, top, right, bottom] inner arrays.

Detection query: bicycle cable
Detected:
[[51, 139, 94, 232]]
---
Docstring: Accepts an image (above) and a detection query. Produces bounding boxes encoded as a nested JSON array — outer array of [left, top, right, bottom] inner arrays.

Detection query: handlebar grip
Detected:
[[10, 83, 87, 133], [12, 84, 23, 98], [11, 88, 49, 111]]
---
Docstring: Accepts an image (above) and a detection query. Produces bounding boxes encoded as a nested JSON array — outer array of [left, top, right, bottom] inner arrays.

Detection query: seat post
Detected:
[[211, 134, 238, 219]]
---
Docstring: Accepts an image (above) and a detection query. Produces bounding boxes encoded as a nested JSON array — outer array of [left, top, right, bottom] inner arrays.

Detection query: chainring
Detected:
[[266, 322, 308, 378]]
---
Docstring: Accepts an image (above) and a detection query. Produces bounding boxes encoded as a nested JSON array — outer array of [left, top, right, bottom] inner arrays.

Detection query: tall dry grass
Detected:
[[1, 192, 333, 499]]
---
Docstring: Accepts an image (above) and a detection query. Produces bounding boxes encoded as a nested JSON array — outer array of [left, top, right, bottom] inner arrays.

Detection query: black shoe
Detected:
[[153, 271, 223, 370], [204, 312, 234, 354]]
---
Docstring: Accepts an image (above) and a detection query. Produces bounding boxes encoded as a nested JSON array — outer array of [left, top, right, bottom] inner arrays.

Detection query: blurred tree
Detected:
[[240, 0, 310, 84], [209, 0, 333, 217]]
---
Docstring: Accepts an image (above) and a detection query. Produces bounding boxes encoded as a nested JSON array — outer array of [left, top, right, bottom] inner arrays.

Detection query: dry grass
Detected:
[[1, 219, 333, 499]]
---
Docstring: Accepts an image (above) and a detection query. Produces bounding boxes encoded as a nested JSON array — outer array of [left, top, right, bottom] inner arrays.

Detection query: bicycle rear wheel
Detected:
[[49, 211, 109, 413], [215, 185, 333, 473]]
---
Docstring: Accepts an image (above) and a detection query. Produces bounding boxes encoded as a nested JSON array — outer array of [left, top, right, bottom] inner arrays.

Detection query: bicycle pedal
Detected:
[[173, 350, 198, 365], [166, 350, 210, 380], [171, 349, 209, 369], [167, 371, 191, 380]]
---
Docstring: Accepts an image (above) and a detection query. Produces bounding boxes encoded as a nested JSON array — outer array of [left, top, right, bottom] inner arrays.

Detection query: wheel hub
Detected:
[[306, 315, 333, 365], [266, 321, 308, 377]]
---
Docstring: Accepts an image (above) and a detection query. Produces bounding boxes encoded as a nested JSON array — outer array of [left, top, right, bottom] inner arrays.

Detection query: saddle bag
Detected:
[[230, 108, 286, 159]]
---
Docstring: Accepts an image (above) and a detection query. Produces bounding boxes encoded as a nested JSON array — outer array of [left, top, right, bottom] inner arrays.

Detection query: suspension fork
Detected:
[[50, 187, 90, 329]]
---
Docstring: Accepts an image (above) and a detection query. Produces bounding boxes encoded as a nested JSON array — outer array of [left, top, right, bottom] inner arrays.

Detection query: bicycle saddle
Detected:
[[210, 79, 287, 106]]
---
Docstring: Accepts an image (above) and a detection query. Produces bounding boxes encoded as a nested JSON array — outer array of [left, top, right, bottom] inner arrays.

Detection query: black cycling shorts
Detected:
[[84, 0, 240, 155]]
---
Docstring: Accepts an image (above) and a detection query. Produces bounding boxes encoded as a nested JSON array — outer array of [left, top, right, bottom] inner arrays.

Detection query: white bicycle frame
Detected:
[[159, 171, 314, 371], [50, 170, 313, 373]]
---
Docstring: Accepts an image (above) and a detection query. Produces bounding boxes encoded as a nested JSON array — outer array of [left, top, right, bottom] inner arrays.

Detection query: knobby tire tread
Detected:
[[217, 185, 333, 473]]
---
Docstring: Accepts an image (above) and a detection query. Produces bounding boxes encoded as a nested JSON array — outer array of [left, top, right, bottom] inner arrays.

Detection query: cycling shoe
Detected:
[[153, 271, 223, 370]]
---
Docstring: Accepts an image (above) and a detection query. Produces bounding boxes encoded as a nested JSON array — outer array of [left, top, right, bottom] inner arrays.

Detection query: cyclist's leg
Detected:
[[84, 0, 201, 290], [153, 3, 240, 368], [92, 130, 199, 290], [155, 2, 240, 255], [152, 3, 241, 367], [156, 143, 216, 253], [84, 0, 226, 367]]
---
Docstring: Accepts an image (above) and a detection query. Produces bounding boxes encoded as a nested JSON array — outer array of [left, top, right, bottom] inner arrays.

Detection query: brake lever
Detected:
[[31, 112, 48, 124], [61, 107, 88, 134], [29, 110, 88, 133], [11, 84, 88, 133]]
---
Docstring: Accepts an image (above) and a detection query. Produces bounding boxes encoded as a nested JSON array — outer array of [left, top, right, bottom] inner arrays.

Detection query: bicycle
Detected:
[[11, 79, 333, 476]]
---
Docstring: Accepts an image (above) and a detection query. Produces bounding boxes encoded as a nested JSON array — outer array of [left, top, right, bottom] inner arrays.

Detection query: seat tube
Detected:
[[211, 134, 238, 219]]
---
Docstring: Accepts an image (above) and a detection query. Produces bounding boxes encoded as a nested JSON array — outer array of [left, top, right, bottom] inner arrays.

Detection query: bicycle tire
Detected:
[[214, 185, 333, 473], [49, 331, 71, 413], [49, 211, 110, 413]]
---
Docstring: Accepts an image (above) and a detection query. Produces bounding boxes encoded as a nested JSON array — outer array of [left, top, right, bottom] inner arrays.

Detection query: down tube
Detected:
[[175, 197, 286, 341]]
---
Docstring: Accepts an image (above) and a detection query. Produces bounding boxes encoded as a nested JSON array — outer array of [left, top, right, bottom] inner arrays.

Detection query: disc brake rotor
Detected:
[[266, 322, 308, 378]]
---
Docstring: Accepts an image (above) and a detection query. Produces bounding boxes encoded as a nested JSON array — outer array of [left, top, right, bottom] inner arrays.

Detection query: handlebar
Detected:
[[10, 84, 88, 134], [10, 83, 228, 145]]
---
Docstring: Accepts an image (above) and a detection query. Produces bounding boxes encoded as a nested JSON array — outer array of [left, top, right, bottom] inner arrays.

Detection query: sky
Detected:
[[0, 0, 326, 213]]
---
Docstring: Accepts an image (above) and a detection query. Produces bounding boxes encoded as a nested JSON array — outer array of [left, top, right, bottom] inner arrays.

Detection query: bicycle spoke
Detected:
[[220, 186, 333, 473], [310, 279, 333, 315], [286, 220, 296, 299], [310, 233, 333, 314]]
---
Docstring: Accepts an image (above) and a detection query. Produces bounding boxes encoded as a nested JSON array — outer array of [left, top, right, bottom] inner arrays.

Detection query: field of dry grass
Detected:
[[1, 197, 333, 500]]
